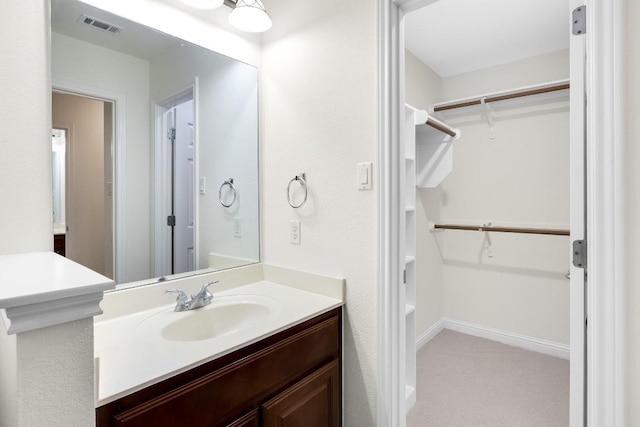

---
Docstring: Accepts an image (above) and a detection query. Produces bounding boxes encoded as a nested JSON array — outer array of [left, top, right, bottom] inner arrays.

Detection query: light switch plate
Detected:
[[357, 162, 372, 190]]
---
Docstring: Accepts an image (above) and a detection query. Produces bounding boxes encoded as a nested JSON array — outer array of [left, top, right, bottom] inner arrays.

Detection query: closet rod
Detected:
[[432, 82, 571, 113], [433, 223, 570, 236], [425, 117, 457, 137]]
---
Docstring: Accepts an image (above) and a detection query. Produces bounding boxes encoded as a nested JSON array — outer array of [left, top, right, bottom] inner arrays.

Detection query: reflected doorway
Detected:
[[154, 88, 196, 277], [52, 91, 114, 279]]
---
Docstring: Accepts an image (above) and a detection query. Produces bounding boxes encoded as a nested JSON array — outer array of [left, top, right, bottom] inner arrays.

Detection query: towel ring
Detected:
[[287, 173, 307, 208], [219, 178, 237, 208]]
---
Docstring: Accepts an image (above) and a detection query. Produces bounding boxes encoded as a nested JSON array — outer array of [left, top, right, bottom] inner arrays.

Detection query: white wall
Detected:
[[150, 45, 259, 268], [17, 319, 95, 427], [52, 32, 152, 283], [405, 50, 447, 338], [261, 0, 379, 423], [0, 5, 52, 255], [405, 50, 442, 110], [624, 1, 640, 423], [406, 50, 572, 344], [0, 1, 51, 425], [439, 50, 571, 344], [443, 49, 570, 100], [1, 2, 94, 426]]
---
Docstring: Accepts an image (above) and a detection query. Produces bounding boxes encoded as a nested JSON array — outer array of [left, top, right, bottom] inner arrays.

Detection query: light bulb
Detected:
[[228, 0, 272, 33]]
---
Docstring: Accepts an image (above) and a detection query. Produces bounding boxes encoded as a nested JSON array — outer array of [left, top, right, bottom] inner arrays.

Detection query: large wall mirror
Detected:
[[51, 0, 260, 287]]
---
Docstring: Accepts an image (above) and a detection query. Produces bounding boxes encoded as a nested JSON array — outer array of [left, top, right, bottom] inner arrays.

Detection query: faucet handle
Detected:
[[198, 281, 218, 302], [165, 288, 189, 303], [201, 281, 219, 294]]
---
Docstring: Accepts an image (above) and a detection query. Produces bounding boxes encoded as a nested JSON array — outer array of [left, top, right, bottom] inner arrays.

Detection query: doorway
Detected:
[[375, 0, 593, 425], [154, 88, 196, 277], [378, 0, 625, 425], [401, 1, 582, 425], [52, 91, 114, 279]]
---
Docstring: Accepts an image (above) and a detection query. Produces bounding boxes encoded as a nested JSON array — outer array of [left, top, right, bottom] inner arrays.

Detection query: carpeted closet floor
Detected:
[[407, 330, 569, 427]]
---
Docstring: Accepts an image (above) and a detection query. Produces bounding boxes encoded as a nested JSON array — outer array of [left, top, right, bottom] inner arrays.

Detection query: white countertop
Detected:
[[94, 279, 343, 407], [0, 252, 112, 307], [0, 252, 114, 334]]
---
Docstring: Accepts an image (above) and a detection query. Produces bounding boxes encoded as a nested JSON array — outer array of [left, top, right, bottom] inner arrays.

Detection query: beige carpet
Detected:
[[407, 330, 569, 427]]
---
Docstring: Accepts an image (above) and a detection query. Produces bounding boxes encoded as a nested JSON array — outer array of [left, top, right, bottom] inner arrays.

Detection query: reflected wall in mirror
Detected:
[[51, 0, 260, 286]]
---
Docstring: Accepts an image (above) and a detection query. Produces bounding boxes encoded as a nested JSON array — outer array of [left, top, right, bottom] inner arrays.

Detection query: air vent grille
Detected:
[[77, 14, 122, 35]]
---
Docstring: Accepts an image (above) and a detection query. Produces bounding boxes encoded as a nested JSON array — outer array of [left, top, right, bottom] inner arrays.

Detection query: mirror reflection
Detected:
[[51, 0, 260, 286]]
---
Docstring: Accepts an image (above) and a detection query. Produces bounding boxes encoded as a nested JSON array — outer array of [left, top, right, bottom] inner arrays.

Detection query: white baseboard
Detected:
[[415, 317, 570, 360], [416, 318, 445, 350]]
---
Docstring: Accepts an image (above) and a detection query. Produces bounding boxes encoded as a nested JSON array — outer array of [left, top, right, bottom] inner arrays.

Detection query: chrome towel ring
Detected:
[[287, 173, 307, 208], [219, 178, 237, 207]]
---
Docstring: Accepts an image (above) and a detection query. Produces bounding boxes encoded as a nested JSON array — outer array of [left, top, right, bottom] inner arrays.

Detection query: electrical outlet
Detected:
[[290, 220, 300, 245], [234, 217, 241, 238]]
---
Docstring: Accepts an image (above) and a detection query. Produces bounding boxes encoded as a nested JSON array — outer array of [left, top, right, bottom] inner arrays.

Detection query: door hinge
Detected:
[[572, 6, 586, 35], [167, 128, 176, 140], [403, 269, 407, 284], [572, 239, 587, 269], [167, 215, 176, 227]]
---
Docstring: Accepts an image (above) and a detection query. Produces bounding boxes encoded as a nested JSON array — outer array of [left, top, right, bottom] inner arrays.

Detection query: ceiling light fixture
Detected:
[[178, 0, 224, 10], [228, 0, 272, 33]]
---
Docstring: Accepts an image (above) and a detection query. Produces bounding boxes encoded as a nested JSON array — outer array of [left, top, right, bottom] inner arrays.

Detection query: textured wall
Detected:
[[0, 1, 51, 425], [261, 0, 379, 424], [0, 1, 51, 255], [0, 332, 17, 427], [17, 319, 95, 427]]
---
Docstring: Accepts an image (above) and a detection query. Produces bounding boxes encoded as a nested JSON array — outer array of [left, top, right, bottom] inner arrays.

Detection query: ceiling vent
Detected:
[[77, 14, 122, 35]]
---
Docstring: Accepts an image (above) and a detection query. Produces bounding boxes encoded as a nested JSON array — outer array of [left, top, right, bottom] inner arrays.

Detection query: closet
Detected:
[[402, 46, 572, 424]]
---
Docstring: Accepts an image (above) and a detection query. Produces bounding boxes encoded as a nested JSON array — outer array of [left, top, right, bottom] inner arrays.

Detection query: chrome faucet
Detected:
[[165, 281, 218, 312]]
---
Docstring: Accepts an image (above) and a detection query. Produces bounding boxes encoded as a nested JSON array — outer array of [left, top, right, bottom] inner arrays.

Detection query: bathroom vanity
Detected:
[[96, 308, 341, 426], [93, 265, 344, 427]]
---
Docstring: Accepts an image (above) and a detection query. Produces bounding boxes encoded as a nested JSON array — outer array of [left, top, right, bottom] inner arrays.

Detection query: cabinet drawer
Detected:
[[109, 312, 340, 427]]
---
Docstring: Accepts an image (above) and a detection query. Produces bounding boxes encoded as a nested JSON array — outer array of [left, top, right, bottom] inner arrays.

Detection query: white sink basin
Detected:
[[136, 294, 280, 342]]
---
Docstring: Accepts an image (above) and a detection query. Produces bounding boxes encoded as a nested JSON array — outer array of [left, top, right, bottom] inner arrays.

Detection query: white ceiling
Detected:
[[51, 0, 185, 62], [404, 0, 570, 77], [51, 0, 235, 63]]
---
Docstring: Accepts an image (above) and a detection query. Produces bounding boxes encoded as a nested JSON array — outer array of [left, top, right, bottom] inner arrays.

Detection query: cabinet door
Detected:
[[227, 409, 259, 427], [262, 360, 340, 427]]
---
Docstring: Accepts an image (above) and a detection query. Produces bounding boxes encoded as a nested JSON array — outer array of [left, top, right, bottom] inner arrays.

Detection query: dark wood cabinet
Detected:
[[96, 308, 342, 427], [53, 234, 65, 256], [228, 409, 259, 427], [262, 359, 340, 427]]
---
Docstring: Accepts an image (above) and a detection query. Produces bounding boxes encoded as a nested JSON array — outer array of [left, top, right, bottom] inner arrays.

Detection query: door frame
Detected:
[[376, 0, 626, 425], [52, 78, 125, 283], [153, 84, 197, 278]]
